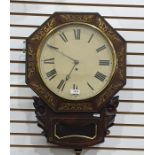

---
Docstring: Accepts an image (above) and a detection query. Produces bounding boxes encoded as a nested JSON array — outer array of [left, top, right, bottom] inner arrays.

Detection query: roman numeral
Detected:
[[96, 45, 106, 52], [73, 84, 78, 89], [88, 33, 94, 43], [57, 80, 65, 90], [99, 60, 110, 66], [87, 82, 94, 91], [43, 58, 55, 64], [59, 32, 68, 43], [94, 72, 106, 82], [46, 69, 57, 80], [74, 29, 80, 40]]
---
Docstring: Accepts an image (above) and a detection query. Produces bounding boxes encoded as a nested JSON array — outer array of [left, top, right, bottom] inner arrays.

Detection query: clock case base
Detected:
[[33, 96, 119, 149]]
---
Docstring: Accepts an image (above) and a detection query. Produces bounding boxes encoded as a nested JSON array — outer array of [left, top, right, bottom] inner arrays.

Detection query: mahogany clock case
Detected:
[[26, 12, 126, 150]]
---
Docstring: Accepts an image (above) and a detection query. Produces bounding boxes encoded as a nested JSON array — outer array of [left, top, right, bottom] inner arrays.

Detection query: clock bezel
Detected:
[[36, 22, 117, 101], [26, 12, 126, 112]]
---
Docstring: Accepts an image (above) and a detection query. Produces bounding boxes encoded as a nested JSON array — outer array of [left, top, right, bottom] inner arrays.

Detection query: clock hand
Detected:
[[61, 63, 78, 91], [47, 44, 59, 50], [47, 44, 79, 64], [61, 74, 69, 91]]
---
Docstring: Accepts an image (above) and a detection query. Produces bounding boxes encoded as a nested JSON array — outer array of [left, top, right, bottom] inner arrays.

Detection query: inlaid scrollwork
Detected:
[[58, 102, 93, 112], [96, 17, 122, 43], [27, 45, 36, 79], [31, 18, 57, 41], [31, 82, 55, 107], [59, 14, 95, 23]]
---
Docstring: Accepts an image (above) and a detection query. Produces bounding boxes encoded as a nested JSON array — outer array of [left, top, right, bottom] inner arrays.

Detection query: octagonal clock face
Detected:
[[37, 22, 117, 100]]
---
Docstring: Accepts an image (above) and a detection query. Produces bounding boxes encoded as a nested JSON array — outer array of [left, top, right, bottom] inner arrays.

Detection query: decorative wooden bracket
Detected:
[[33, 96, 119, 155]]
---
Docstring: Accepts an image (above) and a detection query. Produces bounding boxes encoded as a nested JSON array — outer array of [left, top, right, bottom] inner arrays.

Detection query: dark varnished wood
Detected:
[[33, 96, 119, 149]]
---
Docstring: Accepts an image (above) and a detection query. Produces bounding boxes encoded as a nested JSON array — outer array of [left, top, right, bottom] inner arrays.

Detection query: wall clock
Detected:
[[26, 12, 126, 155]]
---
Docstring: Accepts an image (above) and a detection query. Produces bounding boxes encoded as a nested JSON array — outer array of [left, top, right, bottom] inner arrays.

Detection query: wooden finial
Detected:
[[74, 148, 82, 155]]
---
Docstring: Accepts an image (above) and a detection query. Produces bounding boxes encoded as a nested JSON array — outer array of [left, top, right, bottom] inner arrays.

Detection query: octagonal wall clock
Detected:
[[26, 12, 126, 155]]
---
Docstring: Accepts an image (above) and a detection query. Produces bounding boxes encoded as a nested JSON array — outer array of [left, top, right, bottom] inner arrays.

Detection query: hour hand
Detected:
[[60, 75, 70, 91]]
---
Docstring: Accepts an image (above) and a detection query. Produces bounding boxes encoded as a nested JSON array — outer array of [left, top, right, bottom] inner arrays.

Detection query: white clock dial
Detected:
[[38, 23, 117, 100]]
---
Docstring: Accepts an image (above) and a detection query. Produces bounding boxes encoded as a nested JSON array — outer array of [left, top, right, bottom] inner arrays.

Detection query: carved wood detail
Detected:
[[33, 96, 119, 148]]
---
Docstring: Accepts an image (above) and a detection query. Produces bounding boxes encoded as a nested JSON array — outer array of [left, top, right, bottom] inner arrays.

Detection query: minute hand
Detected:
[[47, 44, 79, 64], [57, 49, 79, 63]]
